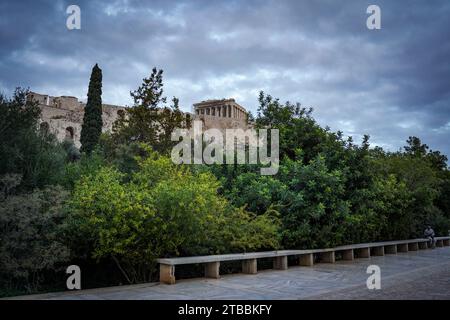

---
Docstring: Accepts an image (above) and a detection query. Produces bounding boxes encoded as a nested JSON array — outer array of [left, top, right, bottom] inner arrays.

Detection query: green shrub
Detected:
[[67, 148, 280, 283], [0, 184, 70, 294]]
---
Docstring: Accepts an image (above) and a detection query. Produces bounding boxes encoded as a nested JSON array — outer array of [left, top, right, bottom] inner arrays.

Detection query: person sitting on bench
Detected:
[[424, 225, 436, 249]]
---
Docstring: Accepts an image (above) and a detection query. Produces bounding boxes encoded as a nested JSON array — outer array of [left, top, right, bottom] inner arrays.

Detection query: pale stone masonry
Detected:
[[29, 92, 126, 148], [193, 99, 251, 132], [29, 92, 251, 148]]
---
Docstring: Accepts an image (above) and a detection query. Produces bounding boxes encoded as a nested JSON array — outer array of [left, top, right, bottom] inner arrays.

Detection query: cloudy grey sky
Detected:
[[1, 0, 449, 155]]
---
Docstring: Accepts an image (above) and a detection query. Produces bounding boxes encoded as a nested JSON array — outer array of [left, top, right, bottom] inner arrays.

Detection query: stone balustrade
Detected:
[[157, 236, 450, 284]]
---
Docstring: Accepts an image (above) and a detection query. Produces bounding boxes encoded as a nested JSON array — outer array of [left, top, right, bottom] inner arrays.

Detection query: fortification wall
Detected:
[[30, 92, 251, 149], [31, 92, 126, 148]]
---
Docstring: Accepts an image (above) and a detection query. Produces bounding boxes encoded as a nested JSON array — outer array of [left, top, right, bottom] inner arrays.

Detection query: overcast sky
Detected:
[[1, 0, 449, 155]]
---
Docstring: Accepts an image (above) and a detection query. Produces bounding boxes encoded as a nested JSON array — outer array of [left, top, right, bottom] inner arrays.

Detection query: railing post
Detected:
[[205, 261, 220, 279], [160, 264, 176, 285], [242, 259, 257, 274]]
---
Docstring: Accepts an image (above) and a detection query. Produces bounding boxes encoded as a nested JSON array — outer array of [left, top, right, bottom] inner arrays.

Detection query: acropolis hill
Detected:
[[29, 92, 251, 148]]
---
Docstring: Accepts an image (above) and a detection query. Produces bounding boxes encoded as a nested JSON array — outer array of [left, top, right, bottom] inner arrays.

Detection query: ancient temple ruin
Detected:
[[29, 92, 251, 148]]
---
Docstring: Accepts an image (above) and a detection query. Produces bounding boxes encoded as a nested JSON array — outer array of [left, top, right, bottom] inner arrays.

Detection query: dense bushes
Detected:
[[0, 89, 67, 191], [66, 149, 280, 283], [209, 92, 450, 250], [0, 180, 70, 294], [1, 84, 449, 296]]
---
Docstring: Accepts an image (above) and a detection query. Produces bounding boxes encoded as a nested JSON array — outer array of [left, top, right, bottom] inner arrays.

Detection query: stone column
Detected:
[[205, 262, 220, 279], [242, 259, 257, 274], [408, 242, 419, 251], [160, 264, 176, 284]]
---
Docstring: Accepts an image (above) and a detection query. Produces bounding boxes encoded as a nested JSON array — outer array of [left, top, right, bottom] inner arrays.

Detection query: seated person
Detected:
[[424, 225, 436, 248]]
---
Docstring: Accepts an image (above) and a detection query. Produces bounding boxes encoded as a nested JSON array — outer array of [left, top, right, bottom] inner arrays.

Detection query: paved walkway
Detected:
[[11, 247, 450, 300]]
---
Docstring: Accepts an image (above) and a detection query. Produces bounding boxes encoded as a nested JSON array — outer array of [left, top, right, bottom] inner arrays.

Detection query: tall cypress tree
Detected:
[[80, 63, 103, 154]]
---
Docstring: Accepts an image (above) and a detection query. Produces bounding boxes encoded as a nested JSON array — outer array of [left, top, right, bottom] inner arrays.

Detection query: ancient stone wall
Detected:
[[30, 93, 251, 148], [30, 92, 126, 148]]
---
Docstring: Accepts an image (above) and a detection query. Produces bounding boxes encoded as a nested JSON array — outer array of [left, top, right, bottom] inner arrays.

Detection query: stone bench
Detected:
[[157, 236, 450, 284]]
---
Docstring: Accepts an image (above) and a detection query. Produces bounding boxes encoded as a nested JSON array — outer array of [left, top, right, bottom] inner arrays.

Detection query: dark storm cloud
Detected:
[[0, 0, 449, 156]]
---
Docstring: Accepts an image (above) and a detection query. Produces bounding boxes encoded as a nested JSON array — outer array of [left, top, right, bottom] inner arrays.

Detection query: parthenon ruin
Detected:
[[193, 99, 250, 131]]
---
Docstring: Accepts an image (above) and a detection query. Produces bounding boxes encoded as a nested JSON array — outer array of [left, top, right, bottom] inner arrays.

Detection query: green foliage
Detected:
[[0, 88, 67, 190], [215, 92, 450, 249], [279, 155, 350, 248], [67, 148, 279, 283], [0, 182, 70, 293], [99, 137, 144, 176], [62, 139, 81, 162], [61, 149, 106, 190], [80, 64, 103, 154], [112, 68, 190, 154], [224, 155, 349, 249], [2, 85, 450, 296], [373, 153, 442, 238]]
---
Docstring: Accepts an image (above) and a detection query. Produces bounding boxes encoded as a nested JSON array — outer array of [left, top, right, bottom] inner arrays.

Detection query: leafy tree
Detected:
[[61, 149, 106, 190], [404, 136, 448, 170], [0, 181, 70, 294], [80, 64, 103, 154], [67, 147, 279, 283], [404, 136, 429, 157], [0, 88, 67, 190], [112, 68, 190, 154], [375, 151, 442, 238], [223, 92, 450, 247]]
